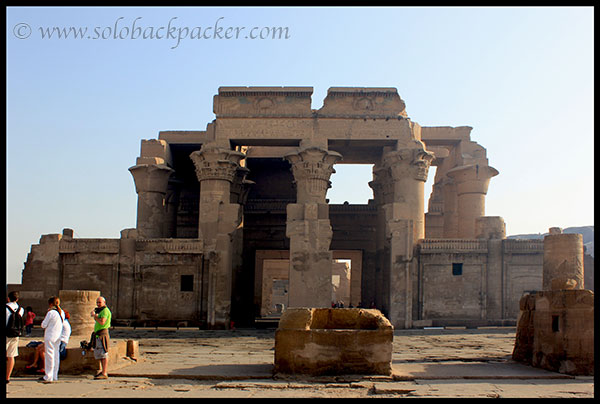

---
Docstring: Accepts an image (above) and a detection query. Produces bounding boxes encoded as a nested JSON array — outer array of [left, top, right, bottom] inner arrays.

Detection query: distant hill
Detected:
[[508, 226, 594, 257]]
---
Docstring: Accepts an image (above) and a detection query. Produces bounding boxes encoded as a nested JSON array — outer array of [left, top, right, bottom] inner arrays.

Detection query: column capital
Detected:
[[128, 163, 174, 194], [446, 164, 498, 195], [190, 143, 246, 183], [369, 165, 393, 204], [382, 143, 434, 182], [285, 145, 342, 203]]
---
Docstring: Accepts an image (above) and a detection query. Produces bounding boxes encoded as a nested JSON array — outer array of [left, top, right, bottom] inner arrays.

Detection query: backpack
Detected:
[[6, 304, 24, 338]]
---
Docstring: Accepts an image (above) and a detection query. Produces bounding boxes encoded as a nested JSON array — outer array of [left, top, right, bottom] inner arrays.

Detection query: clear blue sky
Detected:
[[6, 6, 594, 284]]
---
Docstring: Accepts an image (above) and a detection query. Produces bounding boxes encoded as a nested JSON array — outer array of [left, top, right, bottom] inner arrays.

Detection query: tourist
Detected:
[[91, 296, 112, 379], [24, 306, 36, 336], [25, 342, 46, 374], [6, 291, 25, 384], [59, 311, 72, 361], [40, 296, 65, 383]]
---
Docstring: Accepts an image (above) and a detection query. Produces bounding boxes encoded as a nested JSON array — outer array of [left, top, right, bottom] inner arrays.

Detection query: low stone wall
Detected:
[[274, 308, 393, 376], [12, 339, 138, 376]]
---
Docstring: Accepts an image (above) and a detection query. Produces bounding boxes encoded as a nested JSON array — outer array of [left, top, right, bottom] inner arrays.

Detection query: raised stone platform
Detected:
[[274, 308, 393, 376], [12, 338, 138, 376]]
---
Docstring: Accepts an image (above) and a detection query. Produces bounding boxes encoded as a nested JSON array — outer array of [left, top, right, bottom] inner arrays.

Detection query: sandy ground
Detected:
[[5, 327, 595, 398]]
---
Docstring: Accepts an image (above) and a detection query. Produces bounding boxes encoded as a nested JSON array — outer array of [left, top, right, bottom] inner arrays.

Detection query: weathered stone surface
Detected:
[[513, 231, 593, 376], [58, 290, 100, 337], [274, 308, 393, 375], [543, 232, 584, 290], [512, 290, 594, 376], [9, 86, 558, 332]]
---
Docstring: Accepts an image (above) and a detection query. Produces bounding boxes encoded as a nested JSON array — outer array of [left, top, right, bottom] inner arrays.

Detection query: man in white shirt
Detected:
[[40, 296, 65, 383], [6, 291, 25, 384], [59, 311, 72, 362]]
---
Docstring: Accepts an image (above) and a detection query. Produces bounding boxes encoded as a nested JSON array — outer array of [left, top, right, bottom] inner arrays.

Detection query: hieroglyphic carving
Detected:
[[216, 118, 313, 139]]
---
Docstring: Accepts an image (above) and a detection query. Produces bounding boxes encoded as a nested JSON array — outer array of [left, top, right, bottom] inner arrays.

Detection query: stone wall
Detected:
[[14, 232, 205, 326], [416, 239, 543, 326]]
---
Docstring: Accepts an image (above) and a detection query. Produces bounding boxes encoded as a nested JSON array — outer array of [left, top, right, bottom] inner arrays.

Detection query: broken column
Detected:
[[129, 163, 174, 238], [190, 142, 248, 328], [446, 164, 498, 239], [58, 290, 100, 337], [475, 216, 506, 240], [285, 144, 342, 308], [512, 228, 594, 375], [543, 227, 584, 290], [424, 182, 445, 238]]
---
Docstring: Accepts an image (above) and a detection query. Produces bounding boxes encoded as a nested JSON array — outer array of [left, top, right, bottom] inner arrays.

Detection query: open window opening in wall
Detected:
[[452, 263, 463, 276], [552, 315, 560, 332], [180, 275, 194, 292], [327, 164, 374, 204]]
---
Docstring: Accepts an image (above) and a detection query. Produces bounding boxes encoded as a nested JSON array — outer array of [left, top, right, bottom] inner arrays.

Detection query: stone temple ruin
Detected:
[[512, 228, 594, 375], [9, 86, 585, 330]]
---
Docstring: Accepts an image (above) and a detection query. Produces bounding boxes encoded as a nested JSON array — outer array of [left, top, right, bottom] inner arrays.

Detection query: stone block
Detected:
[[127, 340, 139, 359], [512, 290, 594, 375], [274, 308, 393, 375], [214, 87, 313, 117]]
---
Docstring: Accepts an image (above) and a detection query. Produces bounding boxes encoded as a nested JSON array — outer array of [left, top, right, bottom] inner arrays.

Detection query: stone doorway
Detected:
[[255, 250, 363, 318]]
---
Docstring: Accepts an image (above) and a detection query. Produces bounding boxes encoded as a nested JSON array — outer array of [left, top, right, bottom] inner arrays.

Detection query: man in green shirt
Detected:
[[91, 296, 111, 379]]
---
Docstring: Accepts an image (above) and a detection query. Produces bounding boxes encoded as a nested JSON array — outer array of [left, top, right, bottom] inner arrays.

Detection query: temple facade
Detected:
[[11, 87, 549, 329]]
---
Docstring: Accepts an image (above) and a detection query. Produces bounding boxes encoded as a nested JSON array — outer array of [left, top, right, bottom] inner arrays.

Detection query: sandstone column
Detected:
[[129, 163, 174, 238], [382, 142, 434, 243], [475, 216, 506, 240], [446, 164, 498, 239], [285, 145, 342, 308], [368, 166, 391, 309], [58, 290, 101, 338], [164, 178, 183, 238], [441, 177, 459, 238], [380, 141, 433, 328], [475, 217, 506, 321], [424, 182, 445, 238], [543, 228, 584, 290], [190, 143, 247, 328]]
